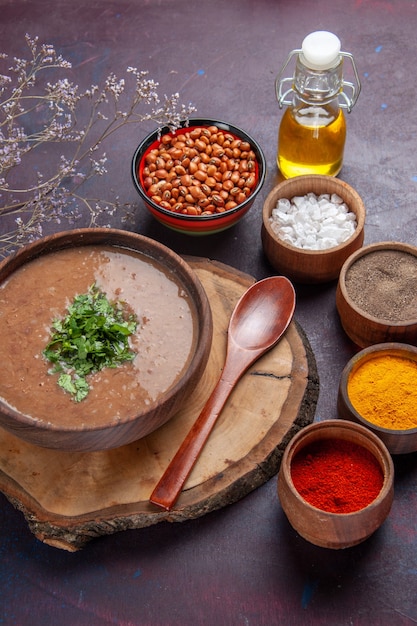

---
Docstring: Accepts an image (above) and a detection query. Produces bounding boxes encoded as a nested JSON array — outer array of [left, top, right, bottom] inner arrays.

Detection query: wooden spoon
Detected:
[[149, 276, 296, 511]]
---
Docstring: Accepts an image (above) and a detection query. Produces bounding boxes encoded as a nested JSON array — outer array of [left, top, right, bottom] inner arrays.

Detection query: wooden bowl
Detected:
[[132, 118, 266, 235], [0, 229, 213, 452], [338, 343, 417, 454], [261, 175, 365, 283], [278, 419, 394, 549], [336, 241, 417, 348]]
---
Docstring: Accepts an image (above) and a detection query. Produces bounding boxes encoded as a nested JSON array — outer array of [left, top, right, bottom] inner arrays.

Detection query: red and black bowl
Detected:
[[131, 118, 266, 235]]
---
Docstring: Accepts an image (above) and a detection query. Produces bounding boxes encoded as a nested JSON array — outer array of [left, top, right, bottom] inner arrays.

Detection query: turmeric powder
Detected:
[[347, 354, 417, 430]]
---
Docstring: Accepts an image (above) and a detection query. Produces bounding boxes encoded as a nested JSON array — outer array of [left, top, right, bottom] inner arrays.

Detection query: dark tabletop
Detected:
[[1, 1, 417, 624]]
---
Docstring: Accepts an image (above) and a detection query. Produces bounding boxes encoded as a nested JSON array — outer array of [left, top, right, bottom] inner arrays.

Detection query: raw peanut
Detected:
[[145, 152, 157, 165], [245, 174, 256, 188], [169, 148, 183, 160], [212, 194, 225, 207], [166, 171, 177, 183], [212, 146, 225, 158], [222, 179, 234, 192], [148, 183, 160, 196], [180, 174, 192, 186], [195, 139, 207, 152], [189, 186, 205, 200], [154, 169, 169, 179], [194, 169, 207, 182], [189, 160, 199, 175], [190, 129, 202, 140], [175, 165, 187, 176], [239, 159, 248, 173], [205, 176, 217, 188]]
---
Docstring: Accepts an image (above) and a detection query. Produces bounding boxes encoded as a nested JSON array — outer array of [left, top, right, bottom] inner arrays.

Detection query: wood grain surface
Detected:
[[0, 258, 318, 550]]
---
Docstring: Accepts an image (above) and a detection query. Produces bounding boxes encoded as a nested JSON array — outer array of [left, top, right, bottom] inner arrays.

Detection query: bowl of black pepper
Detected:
[[336, 241, 417, 348]]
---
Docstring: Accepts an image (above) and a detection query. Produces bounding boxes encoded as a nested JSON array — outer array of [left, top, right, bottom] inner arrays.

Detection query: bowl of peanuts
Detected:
[[132, 118, 266, 235]]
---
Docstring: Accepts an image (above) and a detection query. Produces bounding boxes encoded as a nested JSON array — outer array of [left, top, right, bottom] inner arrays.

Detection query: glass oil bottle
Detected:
[[276, 31, 361, 178]]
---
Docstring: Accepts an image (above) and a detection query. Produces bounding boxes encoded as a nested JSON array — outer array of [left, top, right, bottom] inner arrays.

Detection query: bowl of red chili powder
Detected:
[[338, 342, 417, 454], [278, 419, 394, 549]]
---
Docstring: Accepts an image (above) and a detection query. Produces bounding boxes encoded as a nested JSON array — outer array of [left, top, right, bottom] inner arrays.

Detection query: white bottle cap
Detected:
[[300, 31, 341, 70]]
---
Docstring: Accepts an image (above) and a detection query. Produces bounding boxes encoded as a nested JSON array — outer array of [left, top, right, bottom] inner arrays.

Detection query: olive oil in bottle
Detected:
[[275, 31, 360, 179]]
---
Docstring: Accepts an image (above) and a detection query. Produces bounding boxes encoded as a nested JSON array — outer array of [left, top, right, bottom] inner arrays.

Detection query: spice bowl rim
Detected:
[[338, 343, 417, 455], [261, 174, 366, 283], [278, 419, 394, 549], [337, 241, 417, 326], [131, 117, 267, 235]]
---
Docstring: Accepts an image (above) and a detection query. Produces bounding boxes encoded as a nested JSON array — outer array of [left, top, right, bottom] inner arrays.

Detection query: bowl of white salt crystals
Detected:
[[261, 175, 366, 283]]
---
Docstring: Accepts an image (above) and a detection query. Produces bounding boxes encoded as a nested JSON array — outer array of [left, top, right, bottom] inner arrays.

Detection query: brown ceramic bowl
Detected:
[[278, 420, 394, 549], [336, 241, 417, 348], [0, 228, 213, 452], [261, 175, 365, 283], [338, 343, 417, 454]]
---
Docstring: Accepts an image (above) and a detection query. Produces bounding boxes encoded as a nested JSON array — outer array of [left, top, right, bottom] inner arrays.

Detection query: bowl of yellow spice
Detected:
[[338, 343, 417, 454]]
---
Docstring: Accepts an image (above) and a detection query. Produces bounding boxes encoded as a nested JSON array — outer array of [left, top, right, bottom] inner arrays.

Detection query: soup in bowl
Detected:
[[0, 229, 213, 452]]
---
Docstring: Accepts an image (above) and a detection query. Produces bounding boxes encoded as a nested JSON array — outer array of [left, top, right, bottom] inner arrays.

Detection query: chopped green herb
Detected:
[[43, 284, 138, 402]]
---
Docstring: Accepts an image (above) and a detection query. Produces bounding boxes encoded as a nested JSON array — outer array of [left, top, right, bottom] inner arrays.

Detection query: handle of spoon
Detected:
[[149, 350, 250, 511]]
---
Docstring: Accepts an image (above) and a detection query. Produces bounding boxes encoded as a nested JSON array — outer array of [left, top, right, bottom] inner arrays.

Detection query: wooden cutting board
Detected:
[[0, 258, 319, 550]]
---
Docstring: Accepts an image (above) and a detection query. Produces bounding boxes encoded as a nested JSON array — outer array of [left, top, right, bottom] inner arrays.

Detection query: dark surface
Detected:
[[1, 1, 417, 624]]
